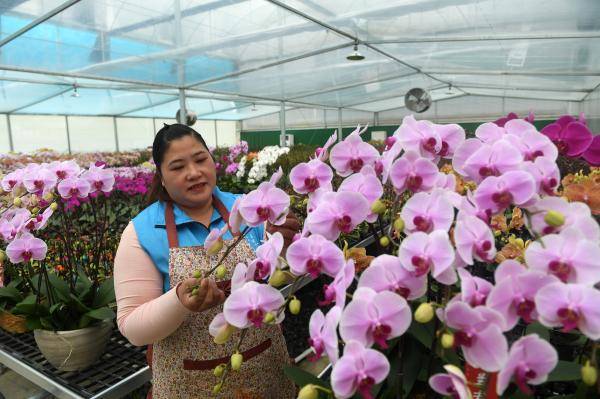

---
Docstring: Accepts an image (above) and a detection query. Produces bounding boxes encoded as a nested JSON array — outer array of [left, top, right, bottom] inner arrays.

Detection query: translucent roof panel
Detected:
[[280, 0, 600, 41], [0, 80, 70, 113], [199, 104, 288, 120], [463, 87, 588, 102], [350, 89, 466, 113], [196, 46, 414, 101], [0, 0, 66, 39], [428, 74, 600, 92], [124, 97, 252, 118]]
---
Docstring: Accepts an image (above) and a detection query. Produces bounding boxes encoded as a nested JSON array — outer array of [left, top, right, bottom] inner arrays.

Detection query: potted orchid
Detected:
[[0, 160, 119, 371], [189, 115, 599, 398]]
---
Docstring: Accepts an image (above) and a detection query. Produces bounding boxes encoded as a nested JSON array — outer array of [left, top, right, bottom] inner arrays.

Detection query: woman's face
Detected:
[[160, 135, 216, 209]]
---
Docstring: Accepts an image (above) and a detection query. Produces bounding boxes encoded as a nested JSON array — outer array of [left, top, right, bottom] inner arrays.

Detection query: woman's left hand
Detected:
[[266, 212, 301, 254]]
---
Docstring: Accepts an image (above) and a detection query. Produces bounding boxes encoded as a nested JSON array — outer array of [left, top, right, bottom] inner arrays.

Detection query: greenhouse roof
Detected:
[[0, 0, 599, 120]]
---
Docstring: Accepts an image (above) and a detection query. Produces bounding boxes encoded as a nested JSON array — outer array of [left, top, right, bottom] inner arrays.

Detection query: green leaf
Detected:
[[526, 322, 550, 341], [84, 307, 115, 321], [283, 365, 331, 389], [547, 361, 581, 382], [0, 286, 24, 302], [69, 293, 92, 313], [40, 316, 55, 330], [49, 303, 63, 314], [75, 270, 92, 293], [402, 336, 428, 397], [47, 273, 71, 302], [25, 316, 43, 330], [92, 277, 115, 308], [407, 320, 435, 348]]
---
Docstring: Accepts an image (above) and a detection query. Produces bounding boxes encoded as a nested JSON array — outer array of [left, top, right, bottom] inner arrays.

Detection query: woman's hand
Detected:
[[176, 277, 225, 312], [266, 211, 301, 255]]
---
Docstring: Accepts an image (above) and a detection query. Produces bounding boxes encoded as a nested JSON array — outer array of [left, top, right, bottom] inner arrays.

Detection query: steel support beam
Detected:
[[6, 114, 14, 152], [117, 97, 179, 116], [279, 102, 286, 147], [113, 117, 120, 152], [426, 69, 600, 77], [366, 32, 600, 44], [64, 116, 71, 154], [337, 108, 343, 141], [7, 87, 72, 114]]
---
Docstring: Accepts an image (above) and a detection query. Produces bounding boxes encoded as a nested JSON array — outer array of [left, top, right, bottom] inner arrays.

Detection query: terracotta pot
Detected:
[[34, 320, 112, 371]]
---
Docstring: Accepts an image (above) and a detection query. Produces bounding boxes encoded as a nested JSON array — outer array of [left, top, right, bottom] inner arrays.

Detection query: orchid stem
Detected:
[[204, 226, 251, 277]]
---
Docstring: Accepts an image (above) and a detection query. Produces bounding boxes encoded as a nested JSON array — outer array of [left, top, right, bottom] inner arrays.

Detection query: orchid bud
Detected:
[[213, 363, 226, 377], [581, 361, 598, 386], [215, 265, 227, 279], [514, 238, 525, 249], [13, 197, 22, 207], [393, 217, 404, 232], [544, 210, 565, 227], [192, 270, 202, 279], [191, 287, 199, 296], [263, 312, 276, 324], [414, 303, 434, 323], [207, 239, 224, 256], [29, 195, 39, 206], [370, 200, 386, 215], [231, 352, 243, 371], [269, 269, 287, 287], [379, 236, 390, 247], [297, 384, 319, 399], [441, 333, 454, 349], [289, 298, 301, 315], [212, 383, 223, 394], [214, 323, 236, 345], [50, 202, 58, 211], [43, 192, 54, 202], [0, 250, 5, 262], [31, 207, 39, 215]]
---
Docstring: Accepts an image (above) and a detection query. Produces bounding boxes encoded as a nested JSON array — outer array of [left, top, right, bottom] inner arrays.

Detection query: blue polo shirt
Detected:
[[132, 186, 264, 292]]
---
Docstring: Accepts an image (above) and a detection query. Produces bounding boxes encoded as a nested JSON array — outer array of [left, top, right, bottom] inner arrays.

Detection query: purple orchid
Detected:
[[250, 232, 283, 280], [22, 167, 58, 195], [456, 268, 494, 308], [473, 171, 536, 215], [1, 169, 24, 192], [400, 189, 455, 234], [286, 233, 345, 278], [48, 160, 81, 180], [528, 196, 599, 240], [289, 158, 333, 194], [0, 209, 30, 242], [304, 191, 369, 241], [357, 254, 427, 300], [82, 163, 115, 193], [57, 177, 91, 199], [238, 182, 290, 226], [338, 165, 383, 223], [308, 306, 341, 363], [330, 340, 390, 399], [454, 213, 496, 265], [582, 135, 600, 166], [398, 230, 457, 285], [329, 132, 379, 177], [429, 365, 472, 399], [541, 115, 593, 157], [389, 151, 439, 193], [319, 259, 355, 307], [523, 156, 561, 196], [453, 139, 522, 183], [6, 233, 47, 263], [395, 115, 442, 160], [223, 281, 285, 328]]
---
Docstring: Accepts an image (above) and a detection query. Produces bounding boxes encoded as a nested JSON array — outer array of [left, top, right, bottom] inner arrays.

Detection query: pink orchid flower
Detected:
[[308, 306, 341, 363], [23, 207, 54, 232], [331, 340, 390, 399], [338, 165, 383, 223], [49, 160, 81, 180], [1, 169, 24, 192], [304, 191, 369, 241], [434, 172, 458, 192], [473, 171, 536, 215], [389, 151, 439, 193], [205, 224, 229, 256], [319, 259, 356, 307], [396, 115, 442, 160], [444, 301, 508, 372], [492, 112, 520, 127], [525, 227, 600, 285], [289, 159, 333, 194], [6, 233, 47, 263], [306, 186, 331, 213], [453, 139, 522, 183], [398, 230, 456, 285], [535, 282, 600, 339], [400, 189, 455, 234], [429, 365, 472, 399], [436, 122, 465, 159], [507, 124, 558, 162], [528, 196, 599, 239], [238, 182, 290, 226], [582, 135, 600, 166], [0, 209, 30, 242], [23, 167, 58, 195], [269, 166, 284, 186], [229, 195, 244, 234], [541, 115, 593, 157], [57, 177, 91, 199], [488, 260, 557, 329], [316, 131, 338, 162], [522, 156, 560, 196], [456, 268, 493, 307], [286, 233, 345, 278], [454, 214, 496, 265], [358, 254, 427, 300], [231, 262, 257, 291], [384, 136, 396, 150], [339, 287, 411, 349], [82, 163, 115, 193], [223, 281, 285, 328], [250, 232, 283, 280], [380, 139, 403, 184], [497, 334, 558, 396], [330, 133, 379, 177]]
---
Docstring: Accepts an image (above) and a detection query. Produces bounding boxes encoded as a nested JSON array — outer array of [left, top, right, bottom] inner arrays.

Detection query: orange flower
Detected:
[[563, 179, 600, 215], [495, 242, 525, 264], [490, 214, 508, 233], [346, 247, 374, 273], [508, 207, 525, 230]]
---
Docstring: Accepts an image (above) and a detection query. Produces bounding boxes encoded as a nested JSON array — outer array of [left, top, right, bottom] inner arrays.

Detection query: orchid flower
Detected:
[[453, 139, 522, 183], [82, 163, 115, 193], [223, 281, 285, 328], [286, 233, 345, 278], [456, 268, 494, 307], [6, 232, 47, 263], [398, 230, 456, 285], [308, 306, 341, 363], [319, 259, 355, 307], [541, 115, 593, 157], [238, 182, 290, 226], [357, 254, 427, 300], [338, 165, 383, 223], [528, 196, 599, 240], [429, 365, 472, 399], [250, 232, 283, 280], [57, 177, 91, 199], [389, 151, 439, 193], [472, 170, 536, 215], [454, 214, 496, 265], [330, 133, 379, 177], [304, 191, 369, 241], [400, 189, 455, 234], [289, 159, 333, 194], [23, 167, 58, 195]]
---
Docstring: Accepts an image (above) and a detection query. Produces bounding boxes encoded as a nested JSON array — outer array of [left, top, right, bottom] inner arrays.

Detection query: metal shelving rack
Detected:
[[0, 326, 150, 399]]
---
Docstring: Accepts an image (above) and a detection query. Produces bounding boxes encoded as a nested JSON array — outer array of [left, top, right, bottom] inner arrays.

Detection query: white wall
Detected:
[[582, 86, 600, 134]]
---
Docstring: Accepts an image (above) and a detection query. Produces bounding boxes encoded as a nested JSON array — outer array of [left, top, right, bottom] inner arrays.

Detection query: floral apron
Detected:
[[148, 198, 295, 399]]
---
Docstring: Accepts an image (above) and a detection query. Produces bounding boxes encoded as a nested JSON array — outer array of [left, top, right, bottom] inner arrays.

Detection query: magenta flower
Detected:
[[541, 115, 593, 157], [304, 191, 369, 241], [48, 160, 81, 180], [1, 169, 24, 192], [319, 259, 356, 307], [250, 232, 283, 280], [358, 254, 427, 300], [338, 165, 383, 223], [444, 301, 508, 372], [429, 365, 471, 399], [453, 139, 522, 183], [400, 189, 454, 234], [22, 167, 58, 194], [223, 281, 285, 328], [525, 227, 600, 285], [473, 171, 536, 215], [454, 214, 496, 265], [493, 112, 519, 127], [82, 163, 115, 193], [582, 135, 600, 166], [535, 282, 600, 339], [339, 287, 411, 349], [0, 209, 30, 242], [228, 195, 244, 234], [316, 131, 338, 162], [389, 151, 439, 193], [398, 230, 456, 285], [330, 340, 390, 399], [308, 306, 341, 363], [238, 182, 290, 226], [496, 334, 558, 396], [225, 163, 238, 175], [289, 158, 333, 194], [57, 177, 91, 199], [488, 260, 557, 329], [205, 224, 228, 256], [523, 156, 561, 196], [6, 233, 47, 263], [286, 233, 345, 278], [330, 133, 379, 177], [529, 196, 599, 239], [456, 268, 493, 307]]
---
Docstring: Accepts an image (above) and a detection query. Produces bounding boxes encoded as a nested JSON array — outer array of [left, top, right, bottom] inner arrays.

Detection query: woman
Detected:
[[114, 124, 298, 398]]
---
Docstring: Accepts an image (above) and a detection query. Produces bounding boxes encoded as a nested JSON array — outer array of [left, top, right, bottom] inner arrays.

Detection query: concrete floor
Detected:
[[0, 366, 51, 399]]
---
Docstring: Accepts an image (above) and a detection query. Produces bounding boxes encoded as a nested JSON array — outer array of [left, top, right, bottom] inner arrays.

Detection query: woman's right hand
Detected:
[[176, 277, 225, 313]]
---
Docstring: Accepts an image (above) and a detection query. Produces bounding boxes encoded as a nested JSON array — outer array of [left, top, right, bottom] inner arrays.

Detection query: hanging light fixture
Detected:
[[445, 83, 454, 95], [251, 103, 258, 111], [70, 84, 80, 98], [346, 41, 365, 61]]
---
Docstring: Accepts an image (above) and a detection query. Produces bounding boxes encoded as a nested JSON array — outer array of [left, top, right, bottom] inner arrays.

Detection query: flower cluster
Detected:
[[201, 115, 600, 398], [245, 146, 290, 184]]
